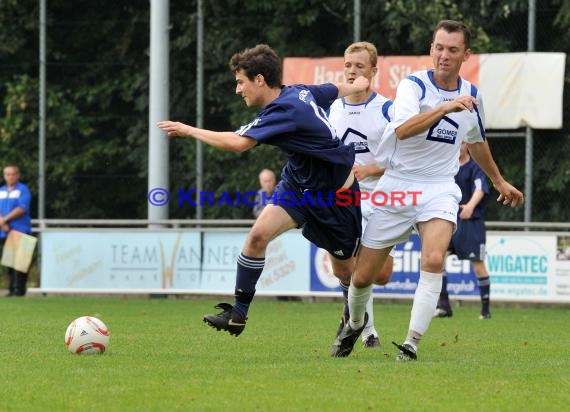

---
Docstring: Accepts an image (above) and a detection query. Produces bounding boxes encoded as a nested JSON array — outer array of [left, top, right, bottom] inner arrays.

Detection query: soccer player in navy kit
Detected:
[[158, 44, 370, 338], [332, 20, 524, 360], [434, 142, 492, 319]]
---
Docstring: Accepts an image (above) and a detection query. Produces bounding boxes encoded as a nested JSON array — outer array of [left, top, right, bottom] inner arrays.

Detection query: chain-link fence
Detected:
[[1, 0, 567, 222], [481, 2, 569, 223]]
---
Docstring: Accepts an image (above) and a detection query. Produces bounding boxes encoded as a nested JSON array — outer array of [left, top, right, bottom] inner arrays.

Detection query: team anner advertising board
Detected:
[[41, 230, 570, 303]]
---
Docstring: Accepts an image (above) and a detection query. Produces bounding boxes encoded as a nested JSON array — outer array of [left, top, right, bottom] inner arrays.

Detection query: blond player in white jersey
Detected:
[[327, 41, 395, 349], [331, 20, 524, 359]]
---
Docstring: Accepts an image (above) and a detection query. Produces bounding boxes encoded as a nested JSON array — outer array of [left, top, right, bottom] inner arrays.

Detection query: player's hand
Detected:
[[494, 181, 524, 208], [446, 96, 478, 113], [352, 76, 370, 91], [458, 204, 473, 220], [157, 121, 192, 138], [352, 164, 369, 181], [352, 164, 385, 181]]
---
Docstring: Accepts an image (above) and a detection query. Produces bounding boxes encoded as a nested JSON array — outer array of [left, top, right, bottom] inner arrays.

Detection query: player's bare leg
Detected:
[[395, 219, 452, 361]]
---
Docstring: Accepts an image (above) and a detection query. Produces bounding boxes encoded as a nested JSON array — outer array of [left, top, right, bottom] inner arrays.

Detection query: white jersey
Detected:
[[328, 92, 394, 192], [376, 69, 485, 180]]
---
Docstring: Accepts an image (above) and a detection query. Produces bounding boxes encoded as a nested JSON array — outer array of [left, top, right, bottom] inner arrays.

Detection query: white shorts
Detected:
[[360, 196, 374, 232], [358, 181, 378, 231], [362, 172, 461, 249], [361, 197, 396, 257]]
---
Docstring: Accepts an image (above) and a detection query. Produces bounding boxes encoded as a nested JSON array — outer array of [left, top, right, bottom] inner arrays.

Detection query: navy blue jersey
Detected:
[[236, 84, 354, 191], [455, 158, 489, 219]]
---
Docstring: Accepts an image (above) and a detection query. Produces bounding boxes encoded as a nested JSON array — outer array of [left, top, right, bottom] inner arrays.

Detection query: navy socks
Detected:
[[233, 253, 265, 318]]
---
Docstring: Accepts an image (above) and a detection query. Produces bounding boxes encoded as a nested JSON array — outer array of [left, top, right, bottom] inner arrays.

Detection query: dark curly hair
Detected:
[[229, 44, 282, 88]]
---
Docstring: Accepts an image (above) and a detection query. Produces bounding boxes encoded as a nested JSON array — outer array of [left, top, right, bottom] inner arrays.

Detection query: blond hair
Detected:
[[344, 41, 378, 67]]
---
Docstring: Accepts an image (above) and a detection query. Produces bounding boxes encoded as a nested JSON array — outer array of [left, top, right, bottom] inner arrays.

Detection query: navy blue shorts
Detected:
[[449, 217, 486, 261], [273, 179, 362, 260]]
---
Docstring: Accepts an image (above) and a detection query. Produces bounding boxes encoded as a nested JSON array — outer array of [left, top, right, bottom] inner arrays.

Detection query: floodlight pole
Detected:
[[196, 0, 204, 220], [148, 0, 170, 227], [353, 0, 361, 42], [525, 0, 535, 222], [39, 0, 46, 225]]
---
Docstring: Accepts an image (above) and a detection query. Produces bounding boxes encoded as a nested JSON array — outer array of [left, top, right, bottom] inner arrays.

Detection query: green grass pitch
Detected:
[[0, 296, 568, 411]]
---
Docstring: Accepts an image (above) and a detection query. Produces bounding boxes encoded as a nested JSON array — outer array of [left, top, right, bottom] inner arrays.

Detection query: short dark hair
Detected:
[[432, 20, 472, 50], [229, 44, 282, 88]]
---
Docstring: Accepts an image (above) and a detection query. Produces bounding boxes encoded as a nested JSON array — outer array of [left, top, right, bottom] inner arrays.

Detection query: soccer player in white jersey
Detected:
[[327, 41, 395, 349], [331, 20, 524, 359]]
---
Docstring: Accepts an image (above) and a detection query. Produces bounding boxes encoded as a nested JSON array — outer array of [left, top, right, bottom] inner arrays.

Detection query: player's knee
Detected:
[[422, 253, 446, 272], [351, 276, 368, 288], [351, 270, 374, 288], [245, 228, 271, 252]]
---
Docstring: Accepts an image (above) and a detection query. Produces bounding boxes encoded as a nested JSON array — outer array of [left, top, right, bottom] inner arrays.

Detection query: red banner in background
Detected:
[[283, 55, 480, 100]]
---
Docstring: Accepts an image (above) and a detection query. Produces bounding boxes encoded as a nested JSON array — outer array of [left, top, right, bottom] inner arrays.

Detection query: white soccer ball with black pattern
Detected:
[[65, 316, 110, 354]]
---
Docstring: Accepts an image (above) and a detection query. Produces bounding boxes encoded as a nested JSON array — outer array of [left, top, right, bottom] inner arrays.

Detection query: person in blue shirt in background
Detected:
[[158, 44, 370, 339], [0, 165, 32, 297]]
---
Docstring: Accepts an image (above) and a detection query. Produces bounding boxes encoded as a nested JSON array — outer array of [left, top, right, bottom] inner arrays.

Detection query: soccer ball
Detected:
[[65, 316, 110, 355]]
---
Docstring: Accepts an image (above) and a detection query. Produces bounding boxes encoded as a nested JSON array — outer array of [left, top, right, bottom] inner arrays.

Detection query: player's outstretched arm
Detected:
[[157, 121, 257, 152], [468, 141, 524, 208]]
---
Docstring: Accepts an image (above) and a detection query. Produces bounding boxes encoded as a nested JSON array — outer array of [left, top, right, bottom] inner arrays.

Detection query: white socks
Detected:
[[348, 271, 442, 351], [405, 271, 442, 350], [348, 283, 373, 330], [362, 294, 377, 338]]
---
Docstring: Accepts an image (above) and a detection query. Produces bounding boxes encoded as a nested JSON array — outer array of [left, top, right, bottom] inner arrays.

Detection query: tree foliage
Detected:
[[0, 0, 568, 221]]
